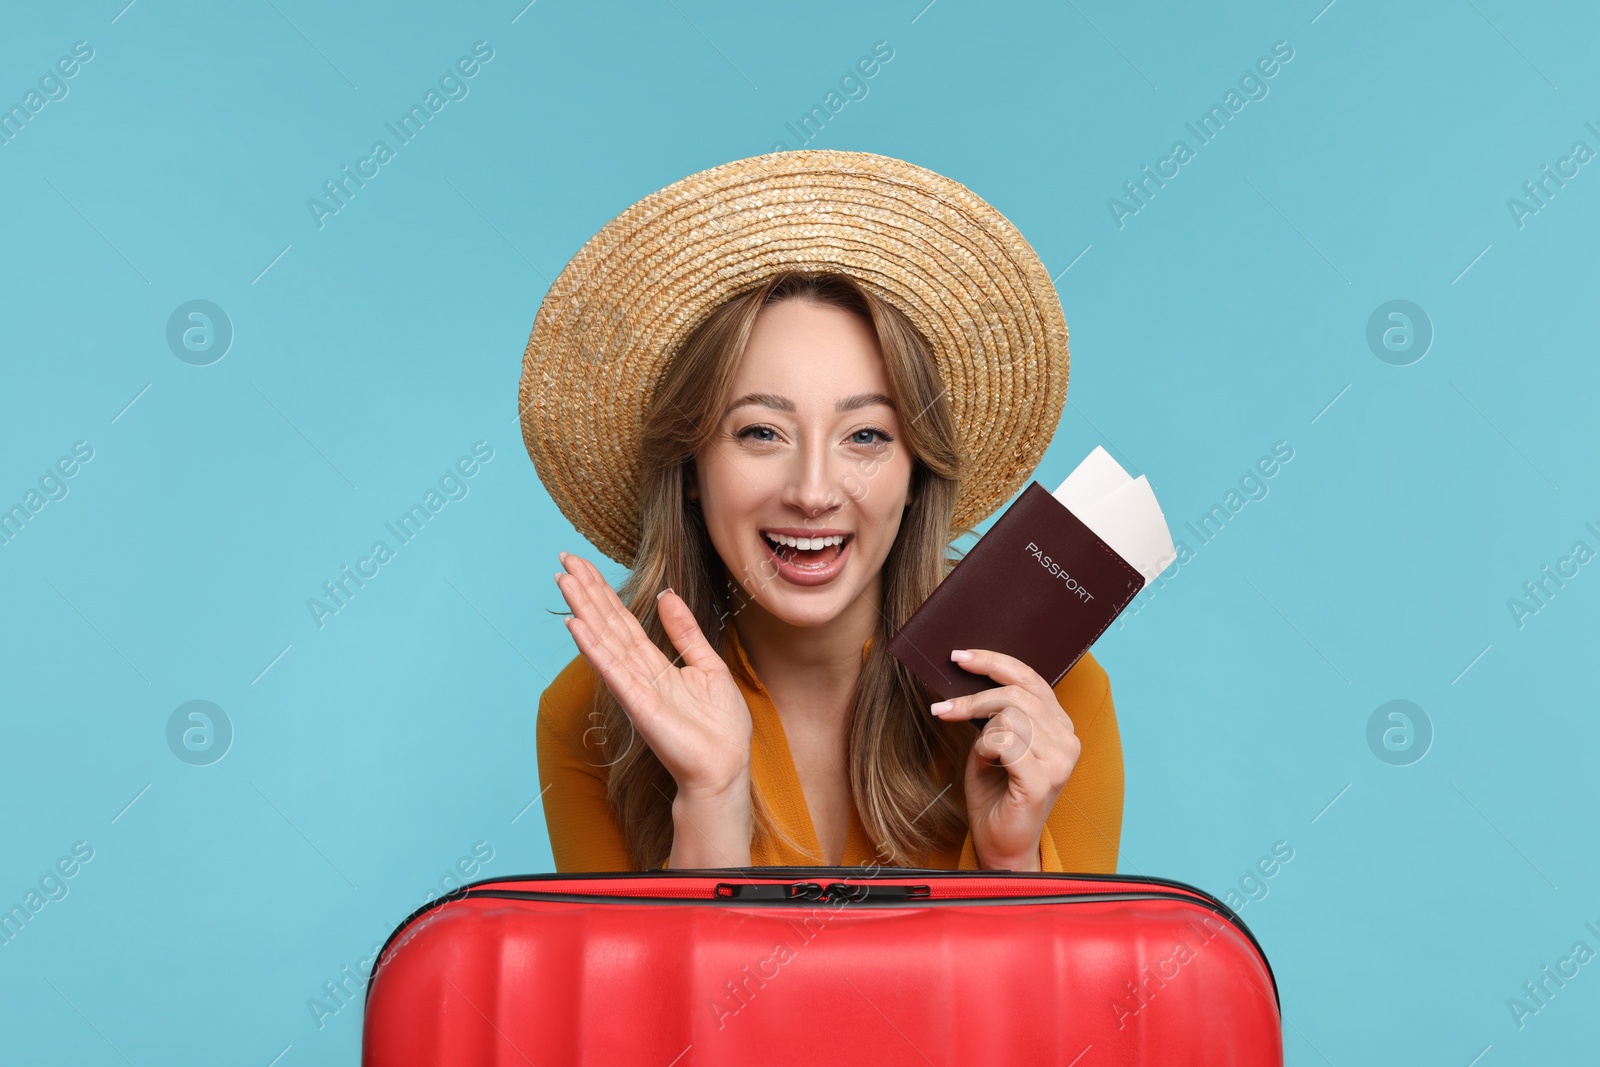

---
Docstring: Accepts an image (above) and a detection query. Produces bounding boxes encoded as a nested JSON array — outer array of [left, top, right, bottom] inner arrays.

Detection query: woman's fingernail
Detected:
[[657, 587, 674, 599], [559, 550, 568, 561], [950, 649, 974, 664], [930, 701, 953, 715]]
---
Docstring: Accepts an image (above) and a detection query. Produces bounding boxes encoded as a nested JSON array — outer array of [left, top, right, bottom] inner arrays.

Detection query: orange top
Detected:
[[536, 625, 1124, 873]]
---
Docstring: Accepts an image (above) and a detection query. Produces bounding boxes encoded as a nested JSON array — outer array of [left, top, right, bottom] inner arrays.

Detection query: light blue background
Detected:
[[2, 0, 1596, 1062]]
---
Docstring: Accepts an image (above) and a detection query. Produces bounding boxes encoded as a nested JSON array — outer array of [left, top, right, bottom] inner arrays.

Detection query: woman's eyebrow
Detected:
[[724, 391, 896, 416]]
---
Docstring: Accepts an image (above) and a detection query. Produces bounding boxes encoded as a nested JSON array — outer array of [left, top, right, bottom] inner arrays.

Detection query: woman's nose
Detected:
[[781, 442, 847, 517]]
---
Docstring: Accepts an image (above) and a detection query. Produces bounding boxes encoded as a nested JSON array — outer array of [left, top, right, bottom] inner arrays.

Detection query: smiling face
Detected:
[[687, 298, 915, 631]]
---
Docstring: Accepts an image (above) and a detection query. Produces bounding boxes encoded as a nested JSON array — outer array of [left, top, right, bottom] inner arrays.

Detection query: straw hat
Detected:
[[518, 148, 1069, 568]]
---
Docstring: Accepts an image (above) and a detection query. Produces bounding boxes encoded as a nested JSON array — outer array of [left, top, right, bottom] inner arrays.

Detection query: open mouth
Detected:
[[760, 530, 853, 571]]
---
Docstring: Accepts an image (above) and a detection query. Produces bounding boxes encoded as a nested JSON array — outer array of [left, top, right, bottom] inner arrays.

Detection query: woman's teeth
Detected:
[[763, 532, 845, 550], [762, 531, 848, 568]]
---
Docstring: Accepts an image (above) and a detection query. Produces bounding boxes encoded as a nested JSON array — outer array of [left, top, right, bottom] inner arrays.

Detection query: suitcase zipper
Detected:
[[714, 880, 932, 902]]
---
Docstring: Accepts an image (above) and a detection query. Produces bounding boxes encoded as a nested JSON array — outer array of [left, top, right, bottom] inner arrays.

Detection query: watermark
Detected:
[[0, 40, 95, 148], [771, 40, 895, 151], [709, 843, 900, 1030], [1365, 300, 1432, 366], [0, 440, 95, 550], [1116, 441, 1295, 626], [306, 442, 494, 629], [1108, 911, 1234, 1030], [1365, 699, 1432, 766], [1109, 839, 1291, 1029], [552, 293, 650, 374], [166, 700, 234, 767], [581, 439, 902, 770], [0, 841, 95, 948], [1025, 541, 1094, 603], [306, 839, 495, 1031], [714, 438, 904, 634], [165, 300, 233, 366], [954, 314, 1023, 374], [1218, 839, 1295, 913], [709, 930, 807, 1028], [306, 41, 496, 229], [1506, 120, 1600, 230], [1506, 917, 1600, 1030], [1506, 520, 1600, 630], [1107, 40, 1295, 229]]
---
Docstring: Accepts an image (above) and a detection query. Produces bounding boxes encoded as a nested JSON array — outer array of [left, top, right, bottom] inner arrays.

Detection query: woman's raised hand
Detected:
[[555, 552, 752, 805], [929, 648, 1083, 872]]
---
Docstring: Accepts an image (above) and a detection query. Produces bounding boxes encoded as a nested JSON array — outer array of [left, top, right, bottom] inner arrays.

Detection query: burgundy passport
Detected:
[[887, 482, 1147, 701]]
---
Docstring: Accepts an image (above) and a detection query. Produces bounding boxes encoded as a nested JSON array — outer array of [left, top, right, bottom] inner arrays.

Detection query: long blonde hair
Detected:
[[573, 270, 978, 869]]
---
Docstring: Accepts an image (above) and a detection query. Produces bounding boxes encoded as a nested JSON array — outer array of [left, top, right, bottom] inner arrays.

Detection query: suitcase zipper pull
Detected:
[[714, 881, 825, 900], [823, 882, 931, 902]]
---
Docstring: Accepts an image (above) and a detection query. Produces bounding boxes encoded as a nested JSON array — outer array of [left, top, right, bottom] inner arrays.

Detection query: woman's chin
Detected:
[[730, 539, 877, 629], [742, 580, 855, 631]]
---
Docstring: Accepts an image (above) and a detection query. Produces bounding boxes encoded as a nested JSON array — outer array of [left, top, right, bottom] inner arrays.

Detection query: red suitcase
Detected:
[[362, 866, 1282, 1066]]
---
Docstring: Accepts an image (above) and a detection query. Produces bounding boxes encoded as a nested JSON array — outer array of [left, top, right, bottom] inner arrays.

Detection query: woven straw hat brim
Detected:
[[518, 149, 1069, 568]]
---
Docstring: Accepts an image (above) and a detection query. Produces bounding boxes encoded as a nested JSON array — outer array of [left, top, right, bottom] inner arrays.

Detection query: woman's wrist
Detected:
[[669, 773, 753, 869], [674, 767, 752, 808], [975, 837, 1044, 872]]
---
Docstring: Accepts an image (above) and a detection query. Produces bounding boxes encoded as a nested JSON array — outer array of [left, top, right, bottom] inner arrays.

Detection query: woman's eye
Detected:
[[735, 425, 893, 446]]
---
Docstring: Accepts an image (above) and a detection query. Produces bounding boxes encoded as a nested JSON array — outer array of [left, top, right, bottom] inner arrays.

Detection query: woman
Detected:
[[523, 151, 1123, 874]]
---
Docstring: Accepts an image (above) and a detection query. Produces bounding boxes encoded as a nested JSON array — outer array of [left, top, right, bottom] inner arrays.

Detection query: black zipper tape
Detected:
[[714, 880, 932, 901]]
